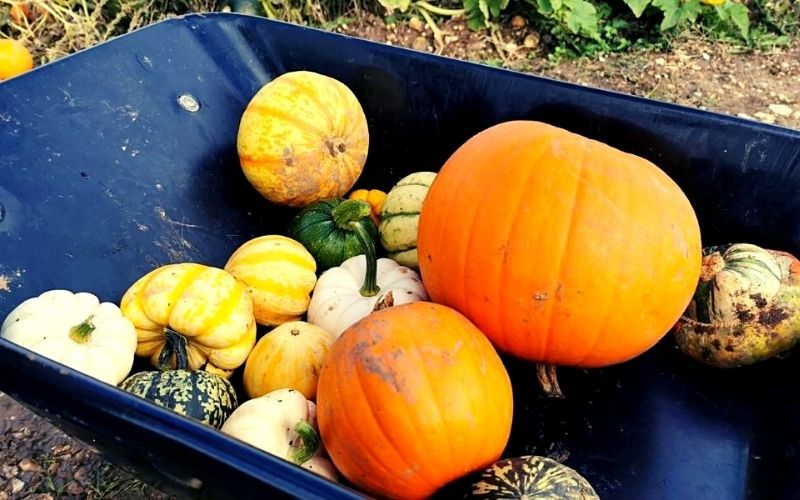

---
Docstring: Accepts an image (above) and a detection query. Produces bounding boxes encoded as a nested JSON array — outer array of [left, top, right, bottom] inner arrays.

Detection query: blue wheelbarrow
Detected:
[[1, 12, 799, 499]]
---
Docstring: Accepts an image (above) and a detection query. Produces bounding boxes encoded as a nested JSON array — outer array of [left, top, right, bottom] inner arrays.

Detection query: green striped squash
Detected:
[[378, 171, 437, 269], [469, 456, 599, 499], [692, 243, 782, 324], [225, 235, 317, 326], [120, 330, 238, 428], [674, 243, 800, 368]]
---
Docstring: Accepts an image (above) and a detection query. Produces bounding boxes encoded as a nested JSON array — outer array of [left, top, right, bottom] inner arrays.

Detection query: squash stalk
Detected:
[[68, 315, 96, 344], [536, 363, 565, 398], [158, 327, 190, 371], [331, 199, 380, 297], [290, 420, 321, 465]]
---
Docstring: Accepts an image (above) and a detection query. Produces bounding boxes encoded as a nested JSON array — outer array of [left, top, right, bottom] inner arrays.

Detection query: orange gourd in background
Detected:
[[418, 120, 702, 368], [316, 302, 513, 499]]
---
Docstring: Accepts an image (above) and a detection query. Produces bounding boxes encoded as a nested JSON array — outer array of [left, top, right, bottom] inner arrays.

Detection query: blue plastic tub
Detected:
[[1, 12, 799, 499]]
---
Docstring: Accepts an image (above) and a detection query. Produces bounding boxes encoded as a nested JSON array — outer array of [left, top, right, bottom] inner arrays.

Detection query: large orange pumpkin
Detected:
[[236, 70, 369, 207], [316, 302, 513, 499], [417, 120, 702, 369]]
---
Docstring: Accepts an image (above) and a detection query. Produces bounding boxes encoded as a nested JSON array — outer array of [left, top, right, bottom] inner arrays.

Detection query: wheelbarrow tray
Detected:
[[1, 12, 799, 499]]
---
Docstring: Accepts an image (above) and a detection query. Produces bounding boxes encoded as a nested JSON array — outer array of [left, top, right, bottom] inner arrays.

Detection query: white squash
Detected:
[[307, 254, 428, 337], [379, 171, 437, 269], [1, 289, 137, 385], [221, 388, 338, 481]]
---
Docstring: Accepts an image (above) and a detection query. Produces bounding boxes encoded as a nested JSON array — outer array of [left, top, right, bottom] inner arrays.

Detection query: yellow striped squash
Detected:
[[224, 235, 318, 326], [120, 263, 257, 379], [236, 70, 369, 208]]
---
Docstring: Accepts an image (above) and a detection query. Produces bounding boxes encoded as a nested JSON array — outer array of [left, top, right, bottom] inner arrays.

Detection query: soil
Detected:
[[334, 14, 800, 129], [1, 13, 798, 500]]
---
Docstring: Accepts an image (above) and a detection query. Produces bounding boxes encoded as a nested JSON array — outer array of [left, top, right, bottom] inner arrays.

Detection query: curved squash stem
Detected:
[[290, 421, 320, 465], [536, 364, 565, 398], [416, 7, 445, 52], [158, 327, 189, 371], [331, 199, 380, 297], [68, 315, 96, 344], [351, 222, 380, 297], [414, 0, 465, 16]]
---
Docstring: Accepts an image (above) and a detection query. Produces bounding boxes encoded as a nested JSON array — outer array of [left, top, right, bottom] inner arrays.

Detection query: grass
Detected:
[[0, 0, 216, 64]]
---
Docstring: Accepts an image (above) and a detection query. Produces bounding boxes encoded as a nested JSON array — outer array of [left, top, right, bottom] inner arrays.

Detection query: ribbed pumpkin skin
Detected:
[[120, 369, 238, 428], [379, 171, 437, 269], [316, 302, 514, 499], [120, 263, 257, 377], [418, 121, 702, 368], [237, 71, 369, 207], [287, 198, 378, 272], [243, 321, 334, 400], [224, 235, 317, 326]]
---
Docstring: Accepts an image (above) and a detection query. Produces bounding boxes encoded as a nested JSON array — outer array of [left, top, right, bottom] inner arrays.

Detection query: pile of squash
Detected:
[[4, 69, 799, 499]]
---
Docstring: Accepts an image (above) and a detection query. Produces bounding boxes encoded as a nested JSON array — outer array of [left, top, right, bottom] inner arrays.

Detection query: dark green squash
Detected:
[[119, 329, 238, 428], [674, 243, 800, 368], [287, 198, 378, 272], [468, 456, 599, 499]]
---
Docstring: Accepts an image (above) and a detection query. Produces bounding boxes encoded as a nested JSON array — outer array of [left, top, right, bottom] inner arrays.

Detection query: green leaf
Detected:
[[463, 0, 489, 29], [623, 0, 652, 17], [652, 0, 680, 30], [717, 1, 750, 40], [535, 0, 554, 15], [562, 0, 600, 38], [376, 0, 410, 14]]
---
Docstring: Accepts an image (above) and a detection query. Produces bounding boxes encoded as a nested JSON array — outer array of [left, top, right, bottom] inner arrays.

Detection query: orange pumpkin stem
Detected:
[[536, 364, 565, 398]]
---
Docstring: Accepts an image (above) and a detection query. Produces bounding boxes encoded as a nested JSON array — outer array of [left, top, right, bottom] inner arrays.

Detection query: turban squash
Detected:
[[418, 120, 702, 383]]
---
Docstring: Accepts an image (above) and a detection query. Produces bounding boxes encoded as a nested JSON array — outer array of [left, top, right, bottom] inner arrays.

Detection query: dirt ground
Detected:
[[1, 13, 799, 500], [336, 14, 800, 129]]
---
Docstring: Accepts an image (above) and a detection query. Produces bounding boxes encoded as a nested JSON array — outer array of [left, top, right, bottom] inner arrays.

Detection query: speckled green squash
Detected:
[[119, 328, 238, 428], [120, 369, 238, 428], [469, 456, 599, 499], [378, 171, 437, 270], [287, 198, 378, 272], [674, 243, 800, 368]]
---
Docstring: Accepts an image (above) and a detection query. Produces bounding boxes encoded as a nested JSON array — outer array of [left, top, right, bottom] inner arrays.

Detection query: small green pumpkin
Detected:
[[287, 198, 378, 272], [674, 243, 800, 368], [119, 330, 238, 428], [379, 171, 436, 269], [468, 456, 599, 499]]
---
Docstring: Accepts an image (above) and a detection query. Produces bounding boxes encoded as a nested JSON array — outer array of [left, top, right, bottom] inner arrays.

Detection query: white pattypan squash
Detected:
[[307, 254, 428, 337], [1, 289, 137, 385], [221, 388, 338, 481]]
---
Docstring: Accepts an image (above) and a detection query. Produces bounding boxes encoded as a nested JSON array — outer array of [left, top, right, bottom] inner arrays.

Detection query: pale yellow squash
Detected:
[[224, 235, 318, 326], [243, 321, 334, 401], [237, 71, 369, 208], [120, 263, 257, 378]]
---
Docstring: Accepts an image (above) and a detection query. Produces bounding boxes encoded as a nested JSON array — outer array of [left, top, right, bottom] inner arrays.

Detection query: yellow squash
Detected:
[[120, 263, 257, 378], [237, 70, 369, 208], [243, 321, 334, 401], [224, 235, 318, 326]]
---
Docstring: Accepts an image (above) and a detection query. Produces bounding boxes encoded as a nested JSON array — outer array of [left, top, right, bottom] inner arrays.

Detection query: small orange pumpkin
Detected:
[[418, 120, 702, 369], [316, 302, 513, 499], [236, 71, 369, 208]]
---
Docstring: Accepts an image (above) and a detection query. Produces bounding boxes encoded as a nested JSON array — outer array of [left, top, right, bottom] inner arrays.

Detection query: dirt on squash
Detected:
[[1, 11, 799, 499]]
